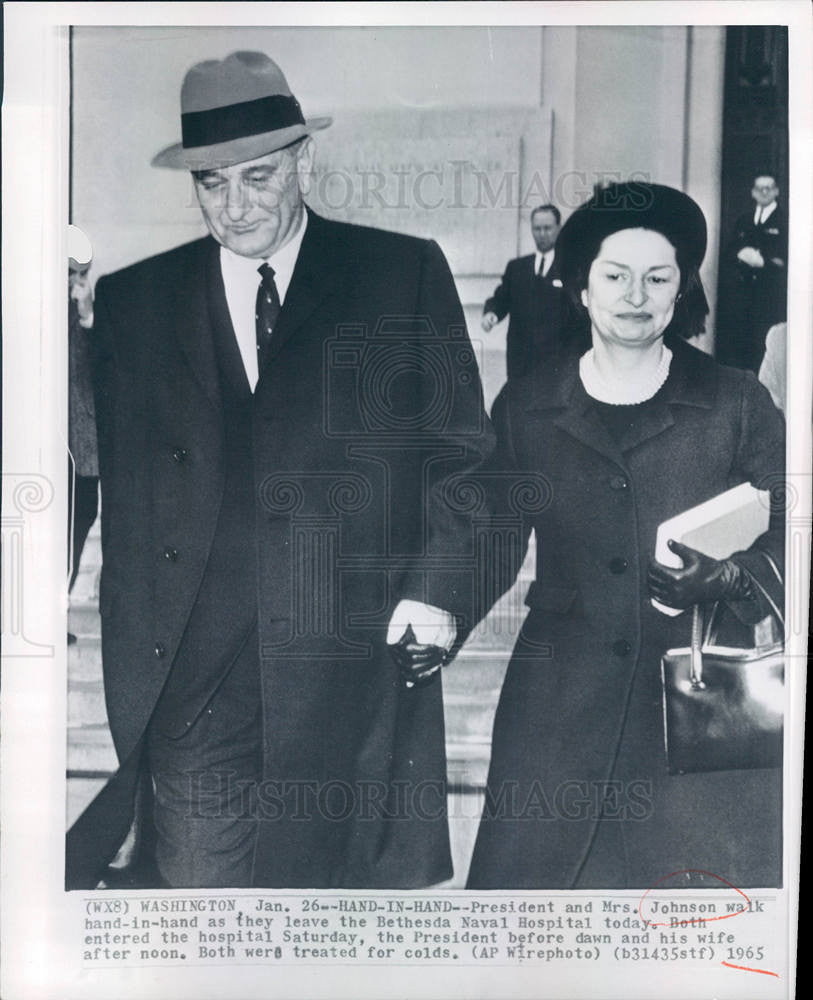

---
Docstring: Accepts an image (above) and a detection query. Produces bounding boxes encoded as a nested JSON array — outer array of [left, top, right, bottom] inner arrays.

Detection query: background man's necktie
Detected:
[[255, 263, 281, 372]]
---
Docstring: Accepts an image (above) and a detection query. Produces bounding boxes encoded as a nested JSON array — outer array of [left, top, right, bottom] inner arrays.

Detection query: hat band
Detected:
[[181, 94, 305, 149]]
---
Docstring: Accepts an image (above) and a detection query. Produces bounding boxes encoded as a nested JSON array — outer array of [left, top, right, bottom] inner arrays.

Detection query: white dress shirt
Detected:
[[219, 211, 308, 391], [754, 201, 777, 225], [534, 249, 554, 277]]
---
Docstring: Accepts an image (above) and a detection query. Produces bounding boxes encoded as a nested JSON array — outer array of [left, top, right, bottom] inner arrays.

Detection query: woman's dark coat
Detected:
[[466, 339, 785, 889]]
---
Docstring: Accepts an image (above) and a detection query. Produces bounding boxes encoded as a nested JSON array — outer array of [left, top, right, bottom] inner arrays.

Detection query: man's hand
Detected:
[[481, 311, 499, 333], [386, 599, 457, 688], [736, 246, 764, 269]]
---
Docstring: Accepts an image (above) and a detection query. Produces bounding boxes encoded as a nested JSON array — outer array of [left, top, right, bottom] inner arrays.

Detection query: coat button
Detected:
[[163, 546, 178, 562], [609, 557, 629, 574], [172, 447, 187, 463], [609, 475, 628, 491], [154, 643, 166, 658], [612, 639, 632, 657]]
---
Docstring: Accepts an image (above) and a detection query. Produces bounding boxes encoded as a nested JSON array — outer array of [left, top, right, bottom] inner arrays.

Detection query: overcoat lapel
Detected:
[[526, 362, 625, 467], [170, 237, 223, 413], [267, 210, 347, 363], [528, 343, 715, 463], [553, 395, 625, 467]]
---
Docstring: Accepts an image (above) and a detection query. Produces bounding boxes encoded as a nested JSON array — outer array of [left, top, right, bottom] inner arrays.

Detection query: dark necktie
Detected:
[[255, 263, 281, 372]]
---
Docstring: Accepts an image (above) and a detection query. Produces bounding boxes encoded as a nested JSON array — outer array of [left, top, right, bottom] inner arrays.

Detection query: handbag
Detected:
[[660, 552, 784, 775]]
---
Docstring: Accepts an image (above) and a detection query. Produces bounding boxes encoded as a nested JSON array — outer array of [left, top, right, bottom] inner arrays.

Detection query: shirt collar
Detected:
[[219, 209, 308, 302], [534, 248, 554, 274], [756, 201, 777, 224]]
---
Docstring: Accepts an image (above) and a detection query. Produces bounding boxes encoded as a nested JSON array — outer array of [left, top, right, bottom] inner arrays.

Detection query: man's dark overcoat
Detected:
[[465, 339, 785, 890], [82, 209, 492, 888], [717, 205, 788, 372], [483, 254, 568, 380]]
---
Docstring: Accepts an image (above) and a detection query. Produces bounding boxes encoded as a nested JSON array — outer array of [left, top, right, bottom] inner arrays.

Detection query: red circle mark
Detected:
[[638, 869, 751, 927], [722, 961, 779, 978]]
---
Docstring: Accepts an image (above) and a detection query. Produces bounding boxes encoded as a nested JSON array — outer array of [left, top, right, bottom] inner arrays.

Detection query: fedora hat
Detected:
[[152, 51, 332, 170]]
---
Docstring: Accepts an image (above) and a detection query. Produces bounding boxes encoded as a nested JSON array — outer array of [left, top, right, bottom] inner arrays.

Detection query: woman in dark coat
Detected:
[[464, 183, 785, 890]]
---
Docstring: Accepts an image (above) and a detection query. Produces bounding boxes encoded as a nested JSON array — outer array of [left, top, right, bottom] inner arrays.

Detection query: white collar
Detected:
[[755, 201, 777, 224], [219, 209, 308, 304], [217, 211, 308, 392], [534, 248, 554, 274], [579, 345, 673, 405]]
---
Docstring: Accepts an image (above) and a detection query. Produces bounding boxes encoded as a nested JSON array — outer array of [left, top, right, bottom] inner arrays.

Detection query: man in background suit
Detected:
[[481, 203, 567, 381], [717, 173, 788, 373], [67, 51, 491, 890]]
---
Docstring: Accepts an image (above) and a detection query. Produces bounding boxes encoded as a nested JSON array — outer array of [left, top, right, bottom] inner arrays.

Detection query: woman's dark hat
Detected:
[[152, 51, 332, 170], [557, 182, 708, 289]]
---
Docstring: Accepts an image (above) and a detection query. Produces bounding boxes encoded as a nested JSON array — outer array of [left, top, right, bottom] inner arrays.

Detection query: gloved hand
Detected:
[[386, 600, 457, 688], [388, 625, 450, 688], [647, 540, 755, 610]]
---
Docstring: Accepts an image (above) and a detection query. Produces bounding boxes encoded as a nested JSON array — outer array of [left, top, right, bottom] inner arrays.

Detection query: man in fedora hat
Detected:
[[68, 51, 491, 889]]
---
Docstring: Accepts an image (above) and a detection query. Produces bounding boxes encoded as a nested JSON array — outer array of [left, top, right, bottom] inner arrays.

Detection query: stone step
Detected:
[[447, 756, 490, 792], [67, 678, 109, 728], [443, 654, 509, 696], [68, 604, 101, 639], [70, 567, 100, 604], [66, 777, 107, 829], [67, 723, 118, 774], [443, 691, 500, 746], [68, 636, 103, 682]]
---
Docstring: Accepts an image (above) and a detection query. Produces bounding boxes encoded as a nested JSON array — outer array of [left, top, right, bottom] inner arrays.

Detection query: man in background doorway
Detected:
[[481, 204, 568, 382], [717, 173, 787, 373]]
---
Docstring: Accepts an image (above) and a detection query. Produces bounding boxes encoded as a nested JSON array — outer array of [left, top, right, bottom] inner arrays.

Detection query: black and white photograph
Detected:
[[1, 3, 811, 999]]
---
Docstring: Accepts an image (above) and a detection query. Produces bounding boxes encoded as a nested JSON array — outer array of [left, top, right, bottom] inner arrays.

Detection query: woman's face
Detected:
[[581, 228, 681, 349]]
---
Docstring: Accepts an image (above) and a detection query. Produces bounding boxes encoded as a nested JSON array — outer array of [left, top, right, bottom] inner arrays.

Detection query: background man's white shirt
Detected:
[[754, 201, 777, 225], [534, 249, 554, 277]]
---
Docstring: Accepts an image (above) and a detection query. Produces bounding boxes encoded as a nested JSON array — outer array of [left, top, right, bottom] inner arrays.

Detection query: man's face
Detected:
[[531, 210, 560, 253], [193, 139, 314, 258], [751, 176, 779, 208]]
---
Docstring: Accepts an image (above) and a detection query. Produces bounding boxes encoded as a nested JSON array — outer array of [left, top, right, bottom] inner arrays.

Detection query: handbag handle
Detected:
[[689, 550, 784, 690]]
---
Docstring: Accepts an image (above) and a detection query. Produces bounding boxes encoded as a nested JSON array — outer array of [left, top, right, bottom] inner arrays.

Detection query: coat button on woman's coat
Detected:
[[154, 643, 166, 658], [172, 447, 187, 463], [611, 639, 632, 657], [163, 546, 178, 562], [609, 475, 628, 490], [608, 557, 628, 574]]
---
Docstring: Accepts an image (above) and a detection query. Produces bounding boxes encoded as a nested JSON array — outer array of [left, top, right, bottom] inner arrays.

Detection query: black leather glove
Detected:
[[387, 625, 449, 688], [647, 540, 756, 610]]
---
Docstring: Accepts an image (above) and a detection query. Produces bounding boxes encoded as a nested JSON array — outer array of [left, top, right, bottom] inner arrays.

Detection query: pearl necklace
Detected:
[[579, 346, 673, 405]]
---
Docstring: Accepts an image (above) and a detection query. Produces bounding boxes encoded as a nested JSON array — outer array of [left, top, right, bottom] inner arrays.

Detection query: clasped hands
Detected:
[[386, 543, 751, 683], [736, 246, 764, 269], [387, 599, 457, 688]]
